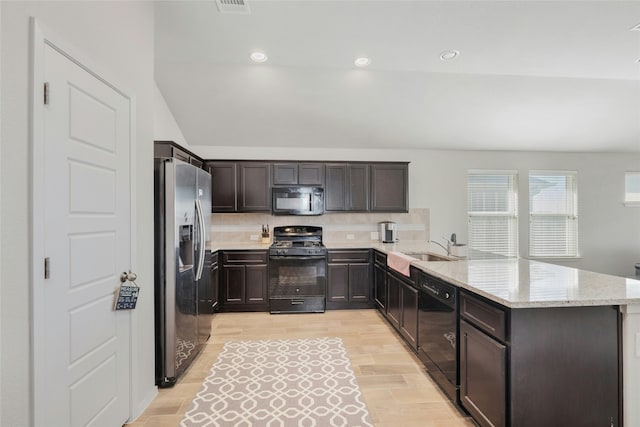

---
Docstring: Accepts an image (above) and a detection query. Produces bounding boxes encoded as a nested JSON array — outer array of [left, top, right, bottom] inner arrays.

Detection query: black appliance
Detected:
[[272, 186, 324, 216], [417, 272, 459, 402], [269, 226, 327, 313]]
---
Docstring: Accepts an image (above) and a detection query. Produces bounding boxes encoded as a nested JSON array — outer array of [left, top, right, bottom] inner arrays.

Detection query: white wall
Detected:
[[154, 82, 189, 147], [0, 3, 3, 423], [1, 1, 156, 425], [194, 145, 640, 277]]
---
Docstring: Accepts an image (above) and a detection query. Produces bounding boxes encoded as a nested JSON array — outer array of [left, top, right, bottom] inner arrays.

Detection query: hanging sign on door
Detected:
[[114, 271, 140, 310]]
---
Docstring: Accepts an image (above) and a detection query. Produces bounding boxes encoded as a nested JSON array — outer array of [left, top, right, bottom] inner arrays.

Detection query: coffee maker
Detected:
[[378, 221, 398, 243]]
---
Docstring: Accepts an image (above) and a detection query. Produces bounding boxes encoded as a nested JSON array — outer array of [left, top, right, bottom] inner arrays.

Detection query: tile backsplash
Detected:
[[210, 208, 429, 243]]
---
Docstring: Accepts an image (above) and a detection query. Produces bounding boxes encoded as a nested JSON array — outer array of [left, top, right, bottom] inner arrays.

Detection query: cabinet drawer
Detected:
[[328, 250, 370, 263], [211, 251, 219, 267], [222, 251, 268, 264], [460, 291, 507, 342], [374, 251, 387, 266]]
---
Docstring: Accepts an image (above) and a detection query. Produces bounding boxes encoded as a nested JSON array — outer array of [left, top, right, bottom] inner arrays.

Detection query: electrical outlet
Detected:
[[250, 234, 259, 241], [346, 234, 355, 240], [371, 231, 379, 240]]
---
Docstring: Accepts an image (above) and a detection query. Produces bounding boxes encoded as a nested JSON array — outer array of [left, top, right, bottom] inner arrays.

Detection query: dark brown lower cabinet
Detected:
[[459, 291, 621, 427], [385, 269, 418, 351], [386, 272, 401, 329], [326, 250, 373, 310], [209, 252, 220, 313], [373, 262, 387, 311], [460, 319, 506, 427], [399, 282, 418, 350], [245, 264, 268, 303], [220, 251, 268, 311]]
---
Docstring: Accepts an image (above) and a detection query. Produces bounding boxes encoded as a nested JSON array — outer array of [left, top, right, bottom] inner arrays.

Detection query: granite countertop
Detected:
[[209, 239, 640, 309], [209, 241, 272, 252], [367, 241, 640, 308], [414, 258, 640, 309]]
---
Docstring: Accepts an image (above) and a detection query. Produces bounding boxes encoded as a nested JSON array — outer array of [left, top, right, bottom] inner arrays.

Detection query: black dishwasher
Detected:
[[417, 272, 459, 403]]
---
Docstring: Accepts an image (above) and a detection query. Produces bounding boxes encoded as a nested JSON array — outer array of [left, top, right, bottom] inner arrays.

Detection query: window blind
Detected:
[[467, 172, 518, 257], [529, 171, 578, 257]]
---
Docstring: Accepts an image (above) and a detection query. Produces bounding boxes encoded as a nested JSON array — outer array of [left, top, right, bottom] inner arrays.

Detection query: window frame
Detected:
[[528, 170, 579, 259], [467, 170, 519, 258], [624, 172, 640, 207]]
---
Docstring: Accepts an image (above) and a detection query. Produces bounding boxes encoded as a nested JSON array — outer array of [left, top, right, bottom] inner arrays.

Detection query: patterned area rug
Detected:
[[180, 337, 374, 427]]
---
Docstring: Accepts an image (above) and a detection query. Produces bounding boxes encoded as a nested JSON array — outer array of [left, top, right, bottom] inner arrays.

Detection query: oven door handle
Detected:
[[269, 255, 327, 261]]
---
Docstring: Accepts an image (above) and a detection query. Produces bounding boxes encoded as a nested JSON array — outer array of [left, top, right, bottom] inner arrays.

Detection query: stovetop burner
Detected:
[[271, 241, 324, 248], [270, 226, 326, 257]]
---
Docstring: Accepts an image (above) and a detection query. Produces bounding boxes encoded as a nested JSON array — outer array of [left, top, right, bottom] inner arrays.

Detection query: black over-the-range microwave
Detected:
[[272, 186, 324, 215]]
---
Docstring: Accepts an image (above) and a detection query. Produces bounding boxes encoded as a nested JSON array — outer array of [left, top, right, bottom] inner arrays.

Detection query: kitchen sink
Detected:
[[404, 252, 452, 262]]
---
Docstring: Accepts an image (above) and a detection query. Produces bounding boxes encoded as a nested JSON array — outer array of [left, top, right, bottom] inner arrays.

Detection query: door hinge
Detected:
[[44, 257, 50, 279], [44, 82, 49, 105]]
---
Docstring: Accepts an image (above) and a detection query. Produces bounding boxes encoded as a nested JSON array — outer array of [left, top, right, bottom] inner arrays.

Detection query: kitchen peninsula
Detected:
[[210, 239, 640, 427]]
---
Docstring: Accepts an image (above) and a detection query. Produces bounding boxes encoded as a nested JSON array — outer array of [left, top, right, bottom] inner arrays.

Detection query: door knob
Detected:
[[120, 271, 138, 283]]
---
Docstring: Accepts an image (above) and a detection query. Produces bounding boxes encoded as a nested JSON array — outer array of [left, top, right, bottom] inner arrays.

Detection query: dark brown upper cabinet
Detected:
[[203, 159, 408, 214], [205, 161, 271, 213], [154, 140, 204, 168], [238, 162, 271, 212], [325, 163, 369, 211], [273, 162, 324, 186], [206, 161, 238, 212], [370, 163, 408, 212]]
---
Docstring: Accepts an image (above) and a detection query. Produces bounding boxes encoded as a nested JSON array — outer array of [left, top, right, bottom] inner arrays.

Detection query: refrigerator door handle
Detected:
[[194, 199, 206, 281]]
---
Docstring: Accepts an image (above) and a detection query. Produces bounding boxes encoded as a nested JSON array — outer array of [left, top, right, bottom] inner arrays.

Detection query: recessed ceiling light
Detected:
[[250, 51, 268, 63], [354, 57, 371, 67], [439, 50, 459, 61]]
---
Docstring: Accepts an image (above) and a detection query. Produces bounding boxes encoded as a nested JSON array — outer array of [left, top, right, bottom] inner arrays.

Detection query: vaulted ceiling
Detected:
[[154, 1, 640, 152]]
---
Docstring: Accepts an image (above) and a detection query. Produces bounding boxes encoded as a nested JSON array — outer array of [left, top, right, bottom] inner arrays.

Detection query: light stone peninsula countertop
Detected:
[[210, 240, 640, 309]]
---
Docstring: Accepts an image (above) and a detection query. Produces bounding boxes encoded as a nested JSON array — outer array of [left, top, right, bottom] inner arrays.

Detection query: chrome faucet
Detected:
[[429, 238, 451, 255]]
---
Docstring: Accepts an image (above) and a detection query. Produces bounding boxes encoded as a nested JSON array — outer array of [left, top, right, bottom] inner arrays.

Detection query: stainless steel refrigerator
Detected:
[[154, 157, 211, 387]]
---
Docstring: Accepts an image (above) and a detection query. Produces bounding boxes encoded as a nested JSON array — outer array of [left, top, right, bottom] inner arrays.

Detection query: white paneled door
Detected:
[[39, 42, 132, 426]]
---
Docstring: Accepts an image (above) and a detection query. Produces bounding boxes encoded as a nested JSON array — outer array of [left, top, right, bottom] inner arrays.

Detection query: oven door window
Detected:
[[269, 257, 326, 297]]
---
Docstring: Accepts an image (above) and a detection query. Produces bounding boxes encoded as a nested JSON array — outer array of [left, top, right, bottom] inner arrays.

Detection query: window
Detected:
[[467, 171, 518, 257], [625, 172, 640, 205], [529, 171, 578, 258]]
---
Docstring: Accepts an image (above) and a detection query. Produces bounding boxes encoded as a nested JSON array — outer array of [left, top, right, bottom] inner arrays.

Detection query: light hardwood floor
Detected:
[[127, 309, 476, 427]]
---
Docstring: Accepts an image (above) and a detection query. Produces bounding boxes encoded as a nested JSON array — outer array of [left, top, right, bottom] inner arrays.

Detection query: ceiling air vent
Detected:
[[216, 0, 250, 14]]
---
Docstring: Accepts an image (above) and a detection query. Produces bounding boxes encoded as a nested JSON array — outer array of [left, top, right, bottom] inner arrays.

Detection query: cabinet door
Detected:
[[245, 264, 267, 303], [386, 273, 401, 329], [325, 164, 347, 211], [374, 263, 387, 310], [371, 163, 408, 212], [299, 163, 324, 185], [460, 319, 507, 427], [207, 162, 237, 212], [349, 263, 370, 303], [327, 263, 349, 302], [347, 164, 369, 211], [238, 162, 271, 212], [223, 264, 245, 304], [400, 283, 418, 351], [273, 163, 298, 185]]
